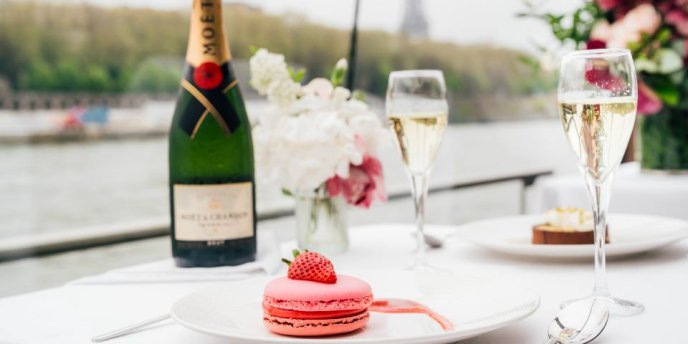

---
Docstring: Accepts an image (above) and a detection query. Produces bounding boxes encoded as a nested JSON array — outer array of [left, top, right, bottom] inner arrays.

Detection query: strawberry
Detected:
[[282, 249, 337, 284]]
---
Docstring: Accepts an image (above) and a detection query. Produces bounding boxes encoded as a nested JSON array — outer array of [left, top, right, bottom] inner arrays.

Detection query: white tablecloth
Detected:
[[1, 224, 687, 344], [530, 162, 688, 219]]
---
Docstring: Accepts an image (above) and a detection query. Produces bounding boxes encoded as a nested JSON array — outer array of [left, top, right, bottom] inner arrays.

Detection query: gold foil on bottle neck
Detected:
[[186, 0, 231, 67]]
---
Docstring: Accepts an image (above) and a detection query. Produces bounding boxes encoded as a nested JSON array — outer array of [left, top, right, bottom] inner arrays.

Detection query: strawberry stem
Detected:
[[292, 249, 301, 258], [281, 258, 292, 266]]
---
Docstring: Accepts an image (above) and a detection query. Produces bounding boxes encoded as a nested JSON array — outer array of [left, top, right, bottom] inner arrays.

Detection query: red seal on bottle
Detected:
[[194, 62, 223, 90]]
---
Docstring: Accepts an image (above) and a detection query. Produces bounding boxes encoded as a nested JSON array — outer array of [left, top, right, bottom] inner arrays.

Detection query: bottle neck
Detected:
[[186, 0, 231, 67]]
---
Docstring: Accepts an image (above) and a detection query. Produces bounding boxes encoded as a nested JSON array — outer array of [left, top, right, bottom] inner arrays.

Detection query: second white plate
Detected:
[[457, 214, 688, 259]]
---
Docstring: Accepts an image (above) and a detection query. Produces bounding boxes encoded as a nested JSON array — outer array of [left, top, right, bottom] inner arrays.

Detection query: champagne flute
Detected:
[[558, 49, 643, 315], [386, 70, 449, 270]]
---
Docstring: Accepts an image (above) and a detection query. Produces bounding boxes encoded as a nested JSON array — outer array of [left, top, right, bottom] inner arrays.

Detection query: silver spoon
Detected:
[[409, 232, 446, 249], [544, 298, 610, 344]]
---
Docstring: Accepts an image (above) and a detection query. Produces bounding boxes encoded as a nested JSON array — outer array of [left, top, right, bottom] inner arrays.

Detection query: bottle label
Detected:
[[187, 0, 231, 67], [173, 182, 253, 241]]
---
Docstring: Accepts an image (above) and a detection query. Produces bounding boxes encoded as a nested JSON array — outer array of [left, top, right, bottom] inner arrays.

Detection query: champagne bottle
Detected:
[[169, 0, 256, 267]]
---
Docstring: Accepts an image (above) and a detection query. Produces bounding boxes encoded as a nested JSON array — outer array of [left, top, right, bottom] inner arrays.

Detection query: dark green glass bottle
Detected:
[[169, 0, 256, 267]]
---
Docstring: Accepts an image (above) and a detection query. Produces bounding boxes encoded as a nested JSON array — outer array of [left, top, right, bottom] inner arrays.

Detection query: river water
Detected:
[[0, 118, 576, 239]]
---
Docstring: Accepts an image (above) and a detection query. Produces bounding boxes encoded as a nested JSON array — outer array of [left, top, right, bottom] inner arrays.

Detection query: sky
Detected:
[[43, 0, 583, 53]]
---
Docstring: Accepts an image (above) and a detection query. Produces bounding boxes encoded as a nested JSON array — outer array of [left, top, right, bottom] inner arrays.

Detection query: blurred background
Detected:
[[0, 0, 583, 295]]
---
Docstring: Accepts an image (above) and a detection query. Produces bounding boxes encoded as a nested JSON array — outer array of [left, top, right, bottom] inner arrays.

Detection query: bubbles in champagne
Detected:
[[559, 98, 636, 182], [388, 112, 448, 175]]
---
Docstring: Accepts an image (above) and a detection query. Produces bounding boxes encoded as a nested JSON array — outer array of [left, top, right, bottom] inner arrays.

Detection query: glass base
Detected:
[[561, 294, 644, 316]]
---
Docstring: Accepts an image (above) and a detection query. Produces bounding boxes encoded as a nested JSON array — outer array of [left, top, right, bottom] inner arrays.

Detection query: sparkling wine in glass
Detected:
[[558, 49, 643, 316], [386, 70, 448, 270]]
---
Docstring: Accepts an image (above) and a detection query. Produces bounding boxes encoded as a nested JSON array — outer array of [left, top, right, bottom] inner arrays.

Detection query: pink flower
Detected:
[[590, 21, 613, 42], [625, 4, 661, 34], [597, 0, 650, 17], [666, 9, 688, 36], [597, 0, 621, 11], [591, 4, 660, 49], [586, 39, 607, 50], [326, 155, 386, 208], [638, 81, 663, 115]]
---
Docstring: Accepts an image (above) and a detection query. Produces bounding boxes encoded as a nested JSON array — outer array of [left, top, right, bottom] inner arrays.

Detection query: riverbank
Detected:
[[0, 119, 577, 239]]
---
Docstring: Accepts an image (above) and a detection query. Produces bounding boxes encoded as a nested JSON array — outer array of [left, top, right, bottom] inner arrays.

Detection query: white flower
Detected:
[[249, 49, 291, 95], [253, 110, 364, 191], [249, 48, 387, 192], [301, 78, 334, 99], [335, 58, 348, 72], [266, 77, 300, 106], [332, 87, 351, 103]]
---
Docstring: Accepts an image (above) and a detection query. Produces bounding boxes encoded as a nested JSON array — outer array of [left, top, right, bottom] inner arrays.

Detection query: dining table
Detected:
[[0, 223, 687, 344]]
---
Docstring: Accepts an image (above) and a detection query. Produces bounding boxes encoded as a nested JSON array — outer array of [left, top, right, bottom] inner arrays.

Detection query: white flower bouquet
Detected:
[[249, 48, 387, 208]]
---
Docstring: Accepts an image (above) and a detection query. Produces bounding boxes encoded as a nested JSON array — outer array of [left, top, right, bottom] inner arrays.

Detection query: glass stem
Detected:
[[586, 174, 613, 297], [410, 172, 429, 267]]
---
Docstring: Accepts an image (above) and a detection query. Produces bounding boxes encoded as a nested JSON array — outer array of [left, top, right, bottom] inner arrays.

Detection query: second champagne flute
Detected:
[[386, 70, 449, 270], [558, 49, 643, 316]]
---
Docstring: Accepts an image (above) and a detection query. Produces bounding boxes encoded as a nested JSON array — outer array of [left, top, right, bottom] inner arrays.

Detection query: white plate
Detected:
[[458, 214, 688, 259], [172, 270, 539, 344]]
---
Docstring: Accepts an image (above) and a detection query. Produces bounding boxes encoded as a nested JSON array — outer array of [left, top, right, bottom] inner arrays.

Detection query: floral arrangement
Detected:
[[525, 0, 688, 115], [249, 49, 388, 208]]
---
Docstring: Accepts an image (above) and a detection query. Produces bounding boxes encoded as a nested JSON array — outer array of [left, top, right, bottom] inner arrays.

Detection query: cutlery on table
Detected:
[[91, 313, 171, 342], [544, 298, 609, 344]]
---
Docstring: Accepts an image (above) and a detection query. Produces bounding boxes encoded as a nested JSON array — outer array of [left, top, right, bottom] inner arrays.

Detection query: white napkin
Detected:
[[69, 231, 282, 285]]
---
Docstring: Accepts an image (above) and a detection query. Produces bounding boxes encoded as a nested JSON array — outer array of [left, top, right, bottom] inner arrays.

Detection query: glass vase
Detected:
[[640, 108, 688, 172], [294, 190, 349, 255]]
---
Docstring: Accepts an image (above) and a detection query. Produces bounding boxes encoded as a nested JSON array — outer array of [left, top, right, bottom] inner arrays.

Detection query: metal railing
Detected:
[[0, 170, 551, 262]]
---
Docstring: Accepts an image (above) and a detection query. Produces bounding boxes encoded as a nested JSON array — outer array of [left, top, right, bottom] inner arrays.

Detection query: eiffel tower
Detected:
[[400, 0, 429, 39]]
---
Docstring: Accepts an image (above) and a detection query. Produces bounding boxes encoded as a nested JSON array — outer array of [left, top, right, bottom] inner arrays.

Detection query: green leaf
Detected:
[[292, 249, 301, 258], [656, 27, 672, 44], [289, 67, 305, 83], [281, 188, 294, 197], [330, 66, 346, 88], [645, 74, 680, 106], [518, 1, 603, 46]]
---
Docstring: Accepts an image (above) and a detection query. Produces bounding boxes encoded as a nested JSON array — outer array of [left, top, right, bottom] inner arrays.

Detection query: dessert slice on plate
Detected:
[[532, 208, 609, 245]]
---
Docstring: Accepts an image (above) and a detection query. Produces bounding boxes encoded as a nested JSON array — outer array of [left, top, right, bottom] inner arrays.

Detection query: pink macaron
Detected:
[[262, 275, 373, 336]]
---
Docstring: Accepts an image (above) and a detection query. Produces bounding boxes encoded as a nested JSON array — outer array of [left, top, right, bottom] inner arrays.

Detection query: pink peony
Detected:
[[624, 4, 661, 34], [590, 21, 613, 42], [326, 155, 386, 209], [666, 9, 688, 36], [638, 81, 663, 115], [597, 0, 622, 11], [591, 4, 660, 49], [586, 39, 607, 50]]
